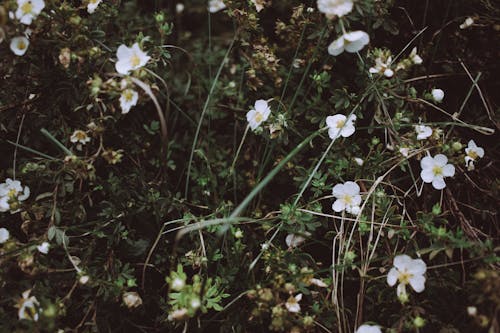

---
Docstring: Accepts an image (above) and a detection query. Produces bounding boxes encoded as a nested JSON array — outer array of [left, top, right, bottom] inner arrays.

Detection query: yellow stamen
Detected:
[[254, 112, 263, 123], [336, 119, 345, 128], [123, 90, 134, 102], [467, 151, 478, 160], [21, 1, 33, 14], [398, 271, 413, 284], [432, 165, 443, 176], [18, 41, 27, 50], [130, 54, 141, 67]]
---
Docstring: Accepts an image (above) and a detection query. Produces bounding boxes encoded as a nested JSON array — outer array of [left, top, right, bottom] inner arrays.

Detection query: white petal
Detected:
[[396, 283, 407, 297], [116, 44, 132, 61], [115, 60, 131, 75], [327, 37, 345, 56], [432, 176, 446, 190], [434, 154, 448, 166], [328, 127, 340, 139], [409, 275, 426, 293], [393, 254, 412, 271], [326, 114, 344, 128], [332, 183, 345, 197], [351, 194, 362, 206], [254, 99, 268, 112], [340, 124, 355, 137], [441, 164, 455, 177], [343, 181, 360, 195], [344, 31, 369, 53], [420, 168, 435, 183], [408, 258, 427, 275], [387, 267, 398, 286], [332, 199, 345, 212], [420, 156, 434, 170]]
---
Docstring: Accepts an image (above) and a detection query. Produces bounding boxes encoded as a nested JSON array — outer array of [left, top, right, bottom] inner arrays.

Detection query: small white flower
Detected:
[[356, 324, 382, 333], [208, 0, 226, 13], [260, 242, 269, 251], [467, 306, 477, 316], [399, 147, 410, 157], [171, 277, 185, 291], [409, 47, 423, 65], [415, 125, 433, 140], [328, 31, 370, 56], [18, 290, 40, 321], [15, 0, 45, 25], [431, 88, 444, 103], [0, 196, 11, 212], [286, 233, 310, 248], [122, 292, 143, 309], [70, 130, 91, 145], [10, 36, 30, 56], [37, 242, 50, 254], [387, 254, 427, 298], [460, 17, 474, 29], [420, 154, 455, 190], [285, 293, 302, 313], [87, 0, 102, 14], [119, 89, 139, 114], [0, 228, 10, 244], [464, 140, 484, 170], [190, 297, 201, 309], [115, 43, 151, 75], [79, 275, 90, 285], [246, 99, 271, 130], [332, 181, 362, 215], [369, 56, 394, 78], [326, 114, 356, 139], [317, 0, 353, 19], [0, 178, 30, 213], [176, 3, 185, 13], [354, 157, 364, 166]]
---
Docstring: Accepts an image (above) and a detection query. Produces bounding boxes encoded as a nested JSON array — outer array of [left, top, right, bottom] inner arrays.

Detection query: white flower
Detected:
[[467, 306, 477, 316], [410, 47, 423, 65], [246, 99, 271, 130], [317, 0, 353, 19], [15, 0, 45, 25], [37, 242, 50, 254], [18, 290, 40, 321], [10, 36, 30, 56], [460, 17, 474, 29], [332, 181, 362, 215], [399, 147, 410, 157], [387, 254, 427, 298], [122, 292, 143, 309], [115, 43, 151, 75], [190, 297, 201, 309], [420, 154, 455, 190], [176, 3, 185, 13], [285, 293, 302, 313], [356, 324, 382, 333], [0, 228, 10, 244], [464, 140, 484, 170], [70, 130, 91, 145], [87, 0, 102, 14], [119, 89, 139, 114], [208, 0, 226, 13], [369, 56, 394, 78], [171, 277, 185, 291], [260, 242, 269, 251], [0, 178, 30, 213], [328, 31, 370, 56], [431, 88, 444, 103], [354, 157, 364, 166], [414, 125, 432, 140], [326, 114, 356, 139], [79, 275, 90, 284], [286, 233, 310, 248]]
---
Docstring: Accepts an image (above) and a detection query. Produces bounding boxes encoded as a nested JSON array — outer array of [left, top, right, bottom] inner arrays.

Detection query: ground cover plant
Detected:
[[0, 0, 499, 332]]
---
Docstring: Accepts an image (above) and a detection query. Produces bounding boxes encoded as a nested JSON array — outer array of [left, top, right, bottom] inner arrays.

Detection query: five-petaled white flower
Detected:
[[328, 31, 370, 56], [332, 181, 362, 215], [15, 0, 45, 25], [369, 56, 394, 78], [420, 154, 455, 190], [119, 89, 139, 114], [70, 130, 91, 145], [246, 99, 271, 130], [37, 242, 50, 254], [10, 36, 30, 56], [431, 88, 444, 103], [387, 254, 427, 298], [208, 0, 226, 13], [326, 114, 356, 139], [0, 228, 9, 244], [415, 125, 432, 140], [18, 290, 40, 321], [317, 0, 353, 19], [409, 47, 423, 65], [115, 43, 151, 75], [464, 139, 484, 170], [285, 293, 302, 313], [87, 0, 102, 14], [356, 324, 382, 333], [0, 178, 30, 213]]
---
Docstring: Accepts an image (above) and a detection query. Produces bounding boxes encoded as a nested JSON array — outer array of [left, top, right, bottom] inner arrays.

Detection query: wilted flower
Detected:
[[15, 0, 45, 25], [0, 228, 9, 243], [369, 56, 394, 78], [246, 99, 271, 130], [328, 31, 369, 56], [17, 290, 40, 321], [431, 88, 444, 103], [37, 242, 50, 254], [356, 324, 382, 333], [332, 181, 362, 215], [317, 0, 353, 18], [0, 178, 30, 213], [464, 139, 484, 170], [285, 293, 302, 313], [119, 89, 139, 114], [387, 254, 426, 299], [409, 47, 423, 64], [420, 154, 455, 190], [460, 17, 474, 29], [122, 292, 143, 309], [10, 36, 29, 56], [415, 125, 432, 140], [326, 114, 356, 139], [168, 308, 189, 321], [87, 0, 102, 14], [70, 130, 91, 145], [115, 43, 151, 75], [208, 0, 226, 13]]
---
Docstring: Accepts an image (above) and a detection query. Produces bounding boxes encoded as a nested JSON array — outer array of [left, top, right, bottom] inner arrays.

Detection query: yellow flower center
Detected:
[[254, 112, 263, 123], [8, 188, 17, 198], [18, 40, 27, 50], [21, 1, 33, 14], [336, 119, 345, 128], [130, 54, 141, 67], [398, 271, 413, 284], [90, 0, 98, 3], [467, 151, 478, 160], [432, 165, 443, 176], [343, 195, 352, 205], [123, 90, 134, 102]]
